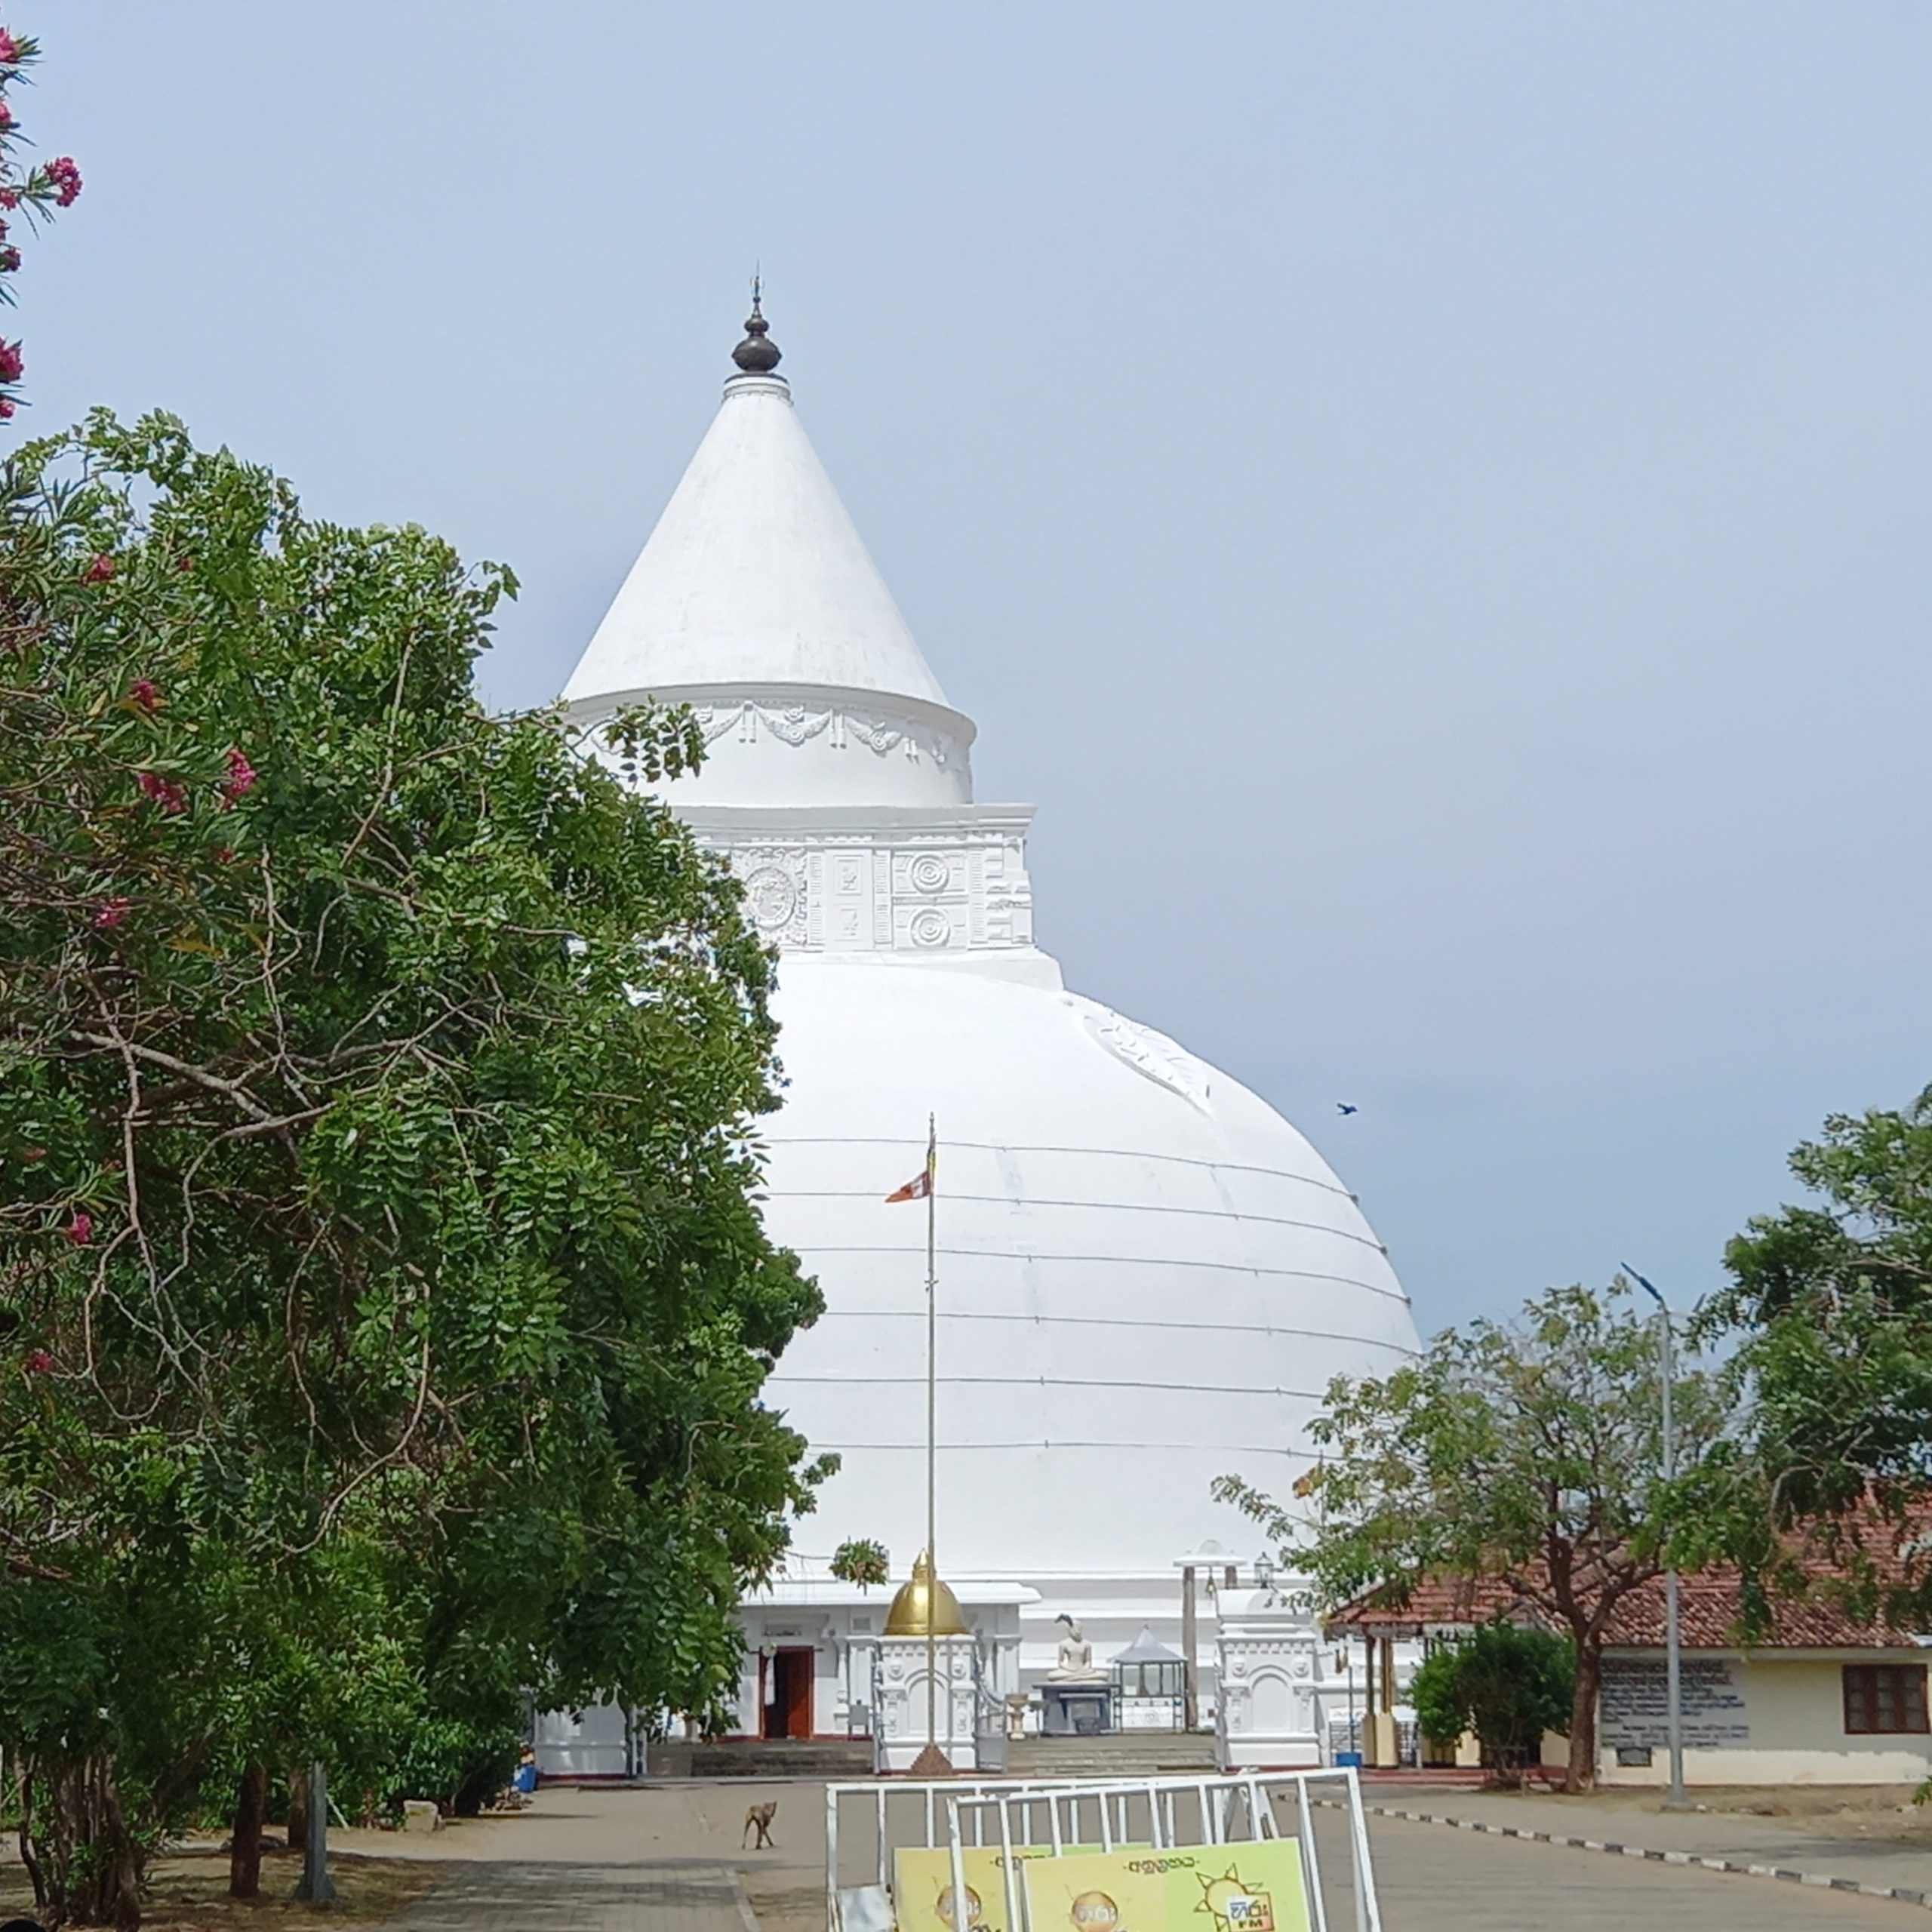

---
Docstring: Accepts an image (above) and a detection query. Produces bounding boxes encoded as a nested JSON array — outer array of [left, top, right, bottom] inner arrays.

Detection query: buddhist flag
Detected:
[[886, 1125, 937, 1202]]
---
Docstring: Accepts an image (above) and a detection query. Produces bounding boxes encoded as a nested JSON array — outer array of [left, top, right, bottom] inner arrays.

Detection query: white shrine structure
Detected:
[[547, 302, 1423, 1771]]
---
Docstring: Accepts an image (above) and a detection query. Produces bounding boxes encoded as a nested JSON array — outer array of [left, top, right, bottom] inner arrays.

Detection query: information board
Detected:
[[1020, 1843, 1311, 1932], [894, 1844, 1122, 1932]]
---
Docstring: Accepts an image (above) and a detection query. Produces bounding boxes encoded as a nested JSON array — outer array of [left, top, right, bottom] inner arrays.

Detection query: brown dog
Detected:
[[743, 1801, 777, 1849]]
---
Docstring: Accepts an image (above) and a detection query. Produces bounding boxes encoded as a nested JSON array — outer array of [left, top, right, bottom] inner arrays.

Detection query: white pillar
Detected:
[[875, 1632, 979, 1771]]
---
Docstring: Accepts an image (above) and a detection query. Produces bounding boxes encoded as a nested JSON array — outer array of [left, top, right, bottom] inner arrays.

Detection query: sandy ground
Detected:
[[0, 1846, 437, 1932]]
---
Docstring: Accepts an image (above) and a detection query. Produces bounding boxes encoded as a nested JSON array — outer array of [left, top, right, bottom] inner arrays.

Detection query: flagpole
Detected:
[[925, 1112, 938, 1763]]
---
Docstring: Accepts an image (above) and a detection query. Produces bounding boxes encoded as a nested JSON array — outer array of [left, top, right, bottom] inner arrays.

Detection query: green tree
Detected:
[[829, 1539, 891, 1589], [1699, 1087, 1932, 1619], [0, 411, 828, 1924], [1409, 1621, 1573, 1778], [1216, 1283, 1732, 1792]]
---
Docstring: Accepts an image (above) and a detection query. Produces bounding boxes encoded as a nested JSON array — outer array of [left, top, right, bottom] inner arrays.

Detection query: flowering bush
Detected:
[[0, 410, 827, 1928], [0, 26, 82, 420]]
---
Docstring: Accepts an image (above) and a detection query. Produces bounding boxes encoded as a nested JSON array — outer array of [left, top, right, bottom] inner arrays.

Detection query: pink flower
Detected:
[[92, 897, 131, 928], [0, 32, 20, 65], [0, 189, 20, 211], [0, 398, 16, 420], [222, 746, 258, 802], [24, 1349, 52, 1375], [0, 247, 19, 272], [129, 677, 158, 711], [63, 1211, 91, 1247], [84, 552, 114, 583], [43, 156, 79, 208], [0, 100, 14, 131], [0, 338, 22, 383], [137, 770, 186, 814], [211, 844, 235, 865]]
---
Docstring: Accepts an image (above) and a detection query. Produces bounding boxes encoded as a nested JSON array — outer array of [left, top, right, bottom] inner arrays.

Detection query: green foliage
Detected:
[[1215, 1282, 1734, 1791], [0, 411, 829, 1918], [829, 1539, 891, 1589], [1410, 1622, 1573, 1774], [1698, 1087, 1932, 1624]]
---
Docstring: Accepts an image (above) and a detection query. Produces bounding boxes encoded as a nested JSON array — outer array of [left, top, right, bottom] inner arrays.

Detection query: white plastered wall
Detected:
[[1600, 1651, 1932, 1786]]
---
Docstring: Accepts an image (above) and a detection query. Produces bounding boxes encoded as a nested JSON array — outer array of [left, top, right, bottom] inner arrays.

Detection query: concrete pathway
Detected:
[[1343, 1783, 1932, 1903], [347, 1779, 1932, 1932], [365, 1859, 755, 1932], [342, 1786, 765, 1932], [1359, 1806, 1924, 1927]]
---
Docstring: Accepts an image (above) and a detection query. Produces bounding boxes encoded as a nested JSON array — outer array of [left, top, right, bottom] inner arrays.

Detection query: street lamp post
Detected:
[[1624, 1263, 1687, 1810]]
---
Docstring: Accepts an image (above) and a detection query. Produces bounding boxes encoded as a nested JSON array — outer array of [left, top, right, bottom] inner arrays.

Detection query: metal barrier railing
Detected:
[[826, 1767, 1381, 1932]]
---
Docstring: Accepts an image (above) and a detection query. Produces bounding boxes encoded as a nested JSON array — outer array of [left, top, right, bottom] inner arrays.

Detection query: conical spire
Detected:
[[561, 299, 951, 711]]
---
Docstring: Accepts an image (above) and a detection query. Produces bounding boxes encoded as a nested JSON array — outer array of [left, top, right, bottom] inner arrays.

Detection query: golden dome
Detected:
[[884, 1549, 968, 1637]]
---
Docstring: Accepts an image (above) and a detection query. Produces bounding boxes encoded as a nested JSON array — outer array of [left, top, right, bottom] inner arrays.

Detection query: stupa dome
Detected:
[[559, 306, 1421, 1659], [759, 955, 1416, 1577]]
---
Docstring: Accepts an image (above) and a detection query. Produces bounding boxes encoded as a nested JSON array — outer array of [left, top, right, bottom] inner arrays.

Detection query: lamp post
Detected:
[[1623, 1263, 1687, 1810]]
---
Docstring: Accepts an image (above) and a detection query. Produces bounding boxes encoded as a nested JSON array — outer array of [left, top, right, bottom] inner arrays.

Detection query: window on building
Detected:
[[1842, 1664, 1929, 1735]]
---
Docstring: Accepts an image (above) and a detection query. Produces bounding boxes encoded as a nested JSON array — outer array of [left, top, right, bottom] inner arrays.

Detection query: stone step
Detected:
[[651, 1737, 875, 1780], [1005, 1734, 1220, 1779]]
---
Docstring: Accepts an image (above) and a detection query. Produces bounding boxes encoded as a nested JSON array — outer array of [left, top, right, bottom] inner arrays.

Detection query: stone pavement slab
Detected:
[[364, 1858, 755, 1932]]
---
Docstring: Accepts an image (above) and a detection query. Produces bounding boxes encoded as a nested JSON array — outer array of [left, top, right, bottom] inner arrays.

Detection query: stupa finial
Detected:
[[732, 272, 782, 374]]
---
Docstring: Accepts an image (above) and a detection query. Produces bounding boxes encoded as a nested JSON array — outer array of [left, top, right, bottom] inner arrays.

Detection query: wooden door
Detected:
[[778, 1647, 814, 1738]]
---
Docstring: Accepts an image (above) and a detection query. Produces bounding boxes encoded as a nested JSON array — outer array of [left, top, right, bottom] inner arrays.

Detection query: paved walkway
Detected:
[[1347, 1783, 1932, 1902], [366, 1859, 755, 1932], [1359, 1806, 1924, 1927], [336, 1786, 765, 1932], [344, 1779, 1932, 1931]]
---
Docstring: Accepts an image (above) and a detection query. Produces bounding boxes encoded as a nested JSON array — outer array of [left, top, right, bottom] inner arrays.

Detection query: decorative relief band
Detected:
[[691, 700, 960, 769]]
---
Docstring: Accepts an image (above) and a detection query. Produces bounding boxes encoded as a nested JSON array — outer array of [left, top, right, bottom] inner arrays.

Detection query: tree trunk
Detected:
[[20, 1751, 145, 1929], [1566, 1635, 1601, 1794], [229, 1762, 268, 1900], [285, 1765, 309, 1859]]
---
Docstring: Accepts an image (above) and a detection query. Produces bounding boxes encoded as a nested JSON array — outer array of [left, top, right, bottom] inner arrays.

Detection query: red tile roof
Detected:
[[1325, 1561, 1931, 1651]]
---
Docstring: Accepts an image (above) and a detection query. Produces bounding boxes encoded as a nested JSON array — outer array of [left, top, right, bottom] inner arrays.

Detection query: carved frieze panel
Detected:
[[702, 821, 1032, 959]]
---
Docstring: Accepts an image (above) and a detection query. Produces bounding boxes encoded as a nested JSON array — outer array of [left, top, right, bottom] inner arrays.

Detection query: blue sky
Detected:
[[26, 2, 1932, 1333]]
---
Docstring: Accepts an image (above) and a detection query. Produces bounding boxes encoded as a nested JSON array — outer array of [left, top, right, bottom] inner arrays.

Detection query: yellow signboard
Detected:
[[894, 1844, 1121, 1932], [1020, 1844, 1311, 1932]]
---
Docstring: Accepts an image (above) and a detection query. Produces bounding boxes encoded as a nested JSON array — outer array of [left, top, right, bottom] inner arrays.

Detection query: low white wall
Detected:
[[533, 1699, 632, 1779]]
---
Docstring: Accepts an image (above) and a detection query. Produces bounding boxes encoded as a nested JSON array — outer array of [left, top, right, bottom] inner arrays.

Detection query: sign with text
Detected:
[[1021, 1844, 1311, 1932], [1601, 1656, 1749, 1750]]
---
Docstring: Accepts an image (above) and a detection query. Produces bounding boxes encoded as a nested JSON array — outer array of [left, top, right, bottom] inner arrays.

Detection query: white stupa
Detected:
[[557, 300, 1421, 1752]]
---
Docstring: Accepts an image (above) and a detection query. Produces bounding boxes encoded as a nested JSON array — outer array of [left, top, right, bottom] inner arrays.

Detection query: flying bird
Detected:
[[1336, 1103, 1358, 1116]]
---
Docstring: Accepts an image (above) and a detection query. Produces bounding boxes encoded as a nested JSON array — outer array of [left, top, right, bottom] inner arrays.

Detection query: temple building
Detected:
[[548, 302, 1422, 1767]]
